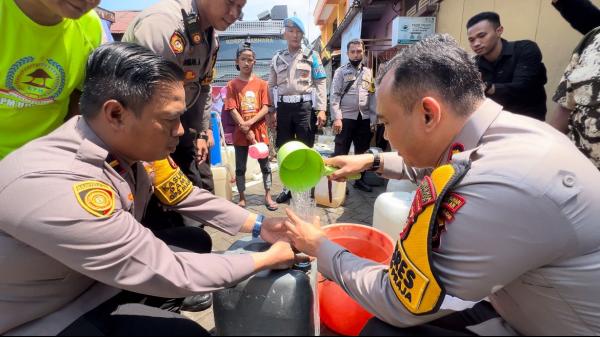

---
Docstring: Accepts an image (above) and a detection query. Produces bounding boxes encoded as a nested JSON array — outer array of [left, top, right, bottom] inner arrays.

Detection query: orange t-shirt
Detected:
[[224, 77, 270, 147]]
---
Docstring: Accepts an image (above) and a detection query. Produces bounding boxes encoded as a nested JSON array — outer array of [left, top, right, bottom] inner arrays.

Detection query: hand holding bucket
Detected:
[[278, 141, 361, 192], [249, 142, 269, 160]]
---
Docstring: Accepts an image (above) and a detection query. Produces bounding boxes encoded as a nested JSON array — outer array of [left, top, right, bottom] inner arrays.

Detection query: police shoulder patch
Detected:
[[73, 181, 117, 218], [170, 31, 186, 55]]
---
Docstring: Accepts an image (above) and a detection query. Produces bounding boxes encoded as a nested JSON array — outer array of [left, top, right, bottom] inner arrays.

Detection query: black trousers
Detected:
[[360, 301, 500, 336], [333, 114, 373, 157], [58, 227, 213, 336], [275, 101, 317, 149], [234, 145, 272, 193]]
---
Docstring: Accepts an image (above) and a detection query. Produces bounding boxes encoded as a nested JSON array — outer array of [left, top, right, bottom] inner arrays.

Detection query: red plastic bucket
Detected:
[[318, 224, 395, 336]]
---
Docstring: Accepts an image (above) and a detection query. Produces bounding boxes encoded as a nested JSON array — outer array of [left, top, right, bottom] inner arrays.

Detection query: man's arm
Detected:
[[268, 55, 278, 112], [553, 0, 600, 35], [491, 41, 546, 101], [0, 175, 292, 298], [312, 54, 328, 112], [297, 180, 570, 328], [330, 68, 344, 121], [366, 69, 378, 127]]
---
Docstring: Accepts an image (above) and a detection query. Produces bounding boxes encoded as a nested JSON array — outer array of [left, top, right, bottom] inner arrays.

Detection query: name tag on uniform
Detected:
[[343, 74, 356, 82]]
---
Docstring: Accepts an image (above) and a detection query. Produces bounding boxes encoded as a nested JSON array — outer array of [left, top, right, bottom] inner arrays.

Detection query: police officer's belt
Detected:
[[389, 162, 469, 316], [278, 94, 312, 104]]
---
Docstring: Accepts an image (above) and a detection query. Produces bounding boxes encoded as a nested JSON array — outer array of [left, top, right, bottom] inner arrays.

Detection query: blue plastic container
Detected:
[[210, 111, 223, 166]]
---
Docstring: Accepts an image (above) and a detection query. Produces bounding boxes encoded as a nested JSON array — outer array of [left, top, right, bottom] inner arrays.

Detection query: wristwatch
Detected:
[[366, 147, 383, 172]]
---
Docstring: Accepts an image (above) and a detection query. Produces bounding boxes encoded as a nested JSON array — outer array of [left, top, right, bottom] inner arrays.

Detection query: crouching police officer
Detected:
[[285, 35, 600, 335], [0, 43, 300, 336], [268, 16, 328, 203]]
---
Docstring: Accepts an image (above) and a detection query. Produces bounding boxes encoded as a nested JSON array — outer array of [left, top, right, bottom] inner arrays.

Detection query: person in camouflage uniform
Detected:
[[552, 27, 600, 170]]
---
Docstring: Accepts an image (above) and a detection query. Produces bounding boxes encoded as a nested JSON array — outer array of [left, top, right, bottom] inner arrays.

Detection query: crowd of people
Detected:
[[0, 0, 599, 335]]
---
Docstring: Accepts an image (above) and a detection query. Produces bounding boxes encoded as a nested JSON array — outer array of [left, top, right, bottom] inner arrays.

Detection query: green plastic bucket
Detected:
[[278, 141, 360, 192]]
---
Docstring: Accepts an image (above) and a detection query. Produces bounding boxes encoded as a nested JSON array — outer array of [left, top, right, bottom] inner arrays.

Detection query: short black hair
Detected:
[[467, 12, 501, 29], [376, 34, 484, 117], [347, 38, 364, 51], [80, 42, 184, 119], [236, 41, 256, 59]]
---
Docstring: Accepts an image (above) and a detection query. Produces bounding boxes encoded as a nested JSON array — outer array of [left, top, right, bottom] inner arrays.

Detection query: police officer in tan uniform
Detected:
[[122, 0, 246, 310], [285, 35, 600, 335], [0, 43, 299, 336], [268, 16, 328, 203], [124, 0, 239, 194], [330, 38, 376, 192]]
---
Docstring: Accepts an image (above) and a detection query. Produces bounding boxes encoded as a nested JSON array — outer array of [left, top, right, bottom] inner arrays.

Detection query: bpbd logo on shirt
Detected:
[[0, 57, 65, 108]]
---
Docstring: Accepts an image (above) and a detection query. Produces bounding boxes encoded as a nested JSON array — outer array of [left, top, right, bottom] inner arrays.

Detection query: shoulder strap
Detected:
[[340, 66, 363, 101]]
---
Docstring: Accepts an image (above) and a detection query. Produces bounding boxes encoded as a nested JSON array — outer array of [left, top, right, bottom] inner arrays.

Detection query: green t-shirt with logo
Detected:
[[0, 0, 102, 159]]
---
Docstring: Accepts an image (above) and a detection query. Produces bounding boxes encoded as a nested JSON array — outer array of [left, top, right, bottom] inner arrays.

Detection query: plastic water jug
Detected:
[[214, 237, 319, 336], [386, 179, 418, 193], [222, 146, 262, 182], [315, 176, 346, 208], [373, 191, 415, 239], [211, 165, 232, 201], [210, 111, 223, 166]]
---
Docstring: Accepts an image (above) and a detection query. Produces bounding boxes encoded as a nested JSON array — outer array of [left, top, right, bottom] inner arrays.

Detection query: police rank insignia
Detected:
[[73, 181, 116, 218], [170, 31, 186, 55], [389, 163, 469, 316]]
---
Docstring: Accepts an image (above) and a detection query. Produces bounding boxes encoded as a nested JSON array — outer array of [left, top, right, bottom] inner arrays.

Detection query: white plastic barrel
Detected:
[[373, 191, 415, 239], [386, 179, 418, 193], [315, 176, 346, 208], [211, 166, 233, 201], [221, 145, 262, 181]]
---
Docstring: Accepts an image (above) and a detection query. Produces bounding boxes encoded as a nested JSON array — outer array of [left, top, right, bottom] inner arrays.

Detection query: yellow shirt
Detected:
[[0, 0, 102, 159]]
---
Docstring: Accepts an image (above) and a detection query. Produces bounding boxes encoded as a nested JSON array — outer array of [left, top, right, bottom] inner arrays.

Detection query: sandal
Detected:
[[265, 201, 279, 211]]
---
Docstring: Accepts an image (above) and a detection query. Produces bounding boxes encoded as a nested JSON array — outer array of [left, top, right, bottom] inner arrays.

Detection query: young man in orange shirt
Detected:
[[225, 43, 278, 211]]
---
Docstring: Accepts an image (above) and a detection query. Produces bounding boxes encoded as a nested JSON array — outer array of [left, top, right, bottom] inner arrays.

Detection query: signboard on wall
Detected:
[[341, 12, 363, 65], [392, 16, 436, 46]]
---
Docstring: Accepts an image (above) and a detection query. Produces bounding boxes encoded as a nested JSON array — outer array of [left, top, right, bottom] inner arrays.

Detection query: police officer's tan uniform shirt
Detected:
[[318, 99, 600, 335], [268, 49, 327, 111], [123, 0, 218, 132], [0, 117, 255, 335], [330, 63, 376, 124]]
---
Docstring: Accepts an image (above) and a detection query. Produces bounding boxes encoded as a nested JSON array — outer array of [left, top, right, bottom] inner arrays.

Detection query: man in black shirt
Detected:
[[467, 12, 548, 121], [552, 0, 600, 35]]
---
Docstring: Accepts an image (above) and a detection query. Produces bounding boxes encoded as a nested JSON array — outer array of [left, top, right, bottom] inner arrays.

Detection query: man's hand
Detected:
[[240, 123, 251, 134], [206, 129, 215, 148], [252, 241, 297, 271], [261, 217, 291, 244], [246, 130, 257, 145], [284, 208, 326, 257], [324, 154, 375, 181], [195, 139, 209, 164], [316, 111, 327, 128], [333, 119, 343, 135]]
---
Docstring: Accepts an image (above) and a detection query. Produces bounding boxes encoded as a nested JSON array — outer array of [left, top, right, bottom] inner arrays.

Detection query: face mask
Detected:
[[350, 59, 363, 67]]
